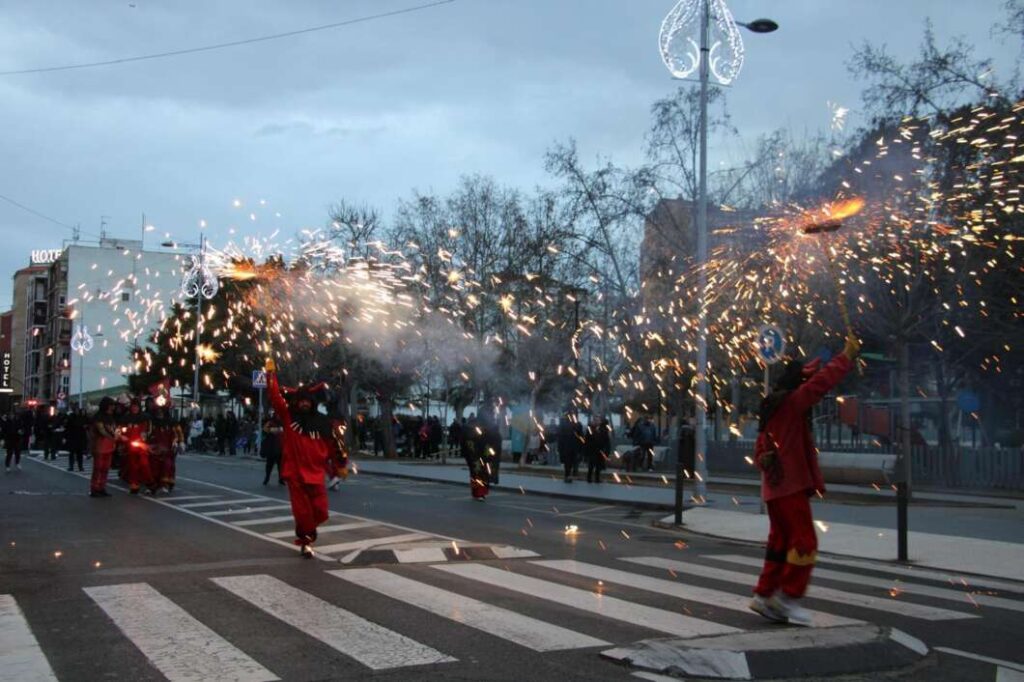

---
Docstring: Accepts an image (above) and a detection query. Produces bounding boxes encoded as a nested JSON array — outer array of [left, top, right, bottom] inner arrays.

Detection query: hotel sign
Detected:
[[30, 249, 64, 265], [0, 351, 12, 393]]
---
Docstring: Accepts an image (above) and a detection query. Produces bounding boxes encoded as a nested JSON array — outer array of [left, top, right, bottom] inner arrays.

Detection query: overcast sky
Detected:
[[0, 0, 1019, 306]]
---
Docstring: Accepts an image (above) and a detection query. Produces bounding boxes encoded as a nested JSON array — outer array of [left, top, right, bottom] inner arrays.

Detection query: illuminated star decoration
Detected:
[[658, 0, 745, 85], [70, 324, 94, 355]]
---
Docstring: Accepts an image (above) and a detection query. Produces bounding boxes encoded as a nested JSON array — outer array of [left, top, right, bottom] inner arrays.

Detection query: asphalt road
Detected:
[[2, 452, 1023, 681]]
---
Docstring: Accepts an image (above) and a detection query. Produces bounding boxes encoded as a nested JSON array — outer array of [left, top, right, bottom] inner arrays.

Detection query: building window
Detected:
[[121, 292, 130, 302]]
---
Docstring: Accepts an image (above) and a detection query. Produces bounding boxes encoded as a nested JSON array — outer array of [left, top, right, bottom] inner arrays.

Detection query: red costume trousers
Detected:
[[90, 452, 112, 493], [286, 479, 329, 544], [121, 448, 153, 491], [754, 491, 818, 598]]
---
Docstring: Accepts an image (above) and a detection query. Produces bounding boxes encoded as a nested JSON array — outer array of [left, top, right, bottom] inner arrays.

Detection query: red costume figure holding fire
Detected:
[[327, 416, 349, 491], [147, 398, 182, 494], [89, 397, 119, 497], [749, 334, 859, 627], [119, 399, 152, 495], [265, 359, 336, 557]]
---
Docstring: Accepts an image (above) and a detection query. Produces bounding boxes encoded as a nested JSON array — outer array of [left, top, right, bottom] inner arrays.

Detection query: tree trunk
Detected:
[[932, 357, 955, 486]]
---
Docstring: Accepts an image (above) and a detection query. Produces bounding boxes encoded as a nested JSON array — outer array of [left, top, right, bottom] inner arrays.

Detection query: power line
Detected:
[[0, 192, 78, 231], [0, 0, 456, 77]]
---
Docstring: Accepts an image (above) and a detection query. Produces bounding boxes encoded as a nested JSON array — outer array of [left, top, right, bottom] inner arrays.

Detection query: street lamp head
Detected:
[[740, 18, 778, 34]]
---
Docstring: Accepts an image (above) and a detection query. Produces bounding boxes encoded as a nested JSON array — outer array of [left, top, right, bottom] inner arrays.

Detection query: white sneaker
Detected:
[[328, 476, 340, 491], [775, 594, 813, 627], [4, 466, 9, 473], [749, 594, 787, 623], [15, 464, 21, 471]]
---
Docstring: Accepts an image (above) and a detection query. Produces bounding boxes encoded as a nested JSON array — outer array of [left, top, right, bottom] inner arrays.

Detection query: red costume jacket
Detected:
[[756, 354, 852, 502], [267, 372, 331, 485]]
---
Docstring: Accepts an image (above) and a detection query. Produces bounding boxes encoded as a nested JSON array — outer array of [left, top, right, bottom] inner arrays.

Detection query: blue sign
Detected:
[[758, 325, 786, 365], [252, 370, 267, 389], [957, 391, 980, 413]]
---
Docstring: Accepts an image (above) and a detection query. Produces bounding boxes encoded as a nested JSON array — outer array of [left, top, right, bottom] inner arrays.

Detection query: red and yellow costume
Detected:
[[148, 407, 182, 492], [266, 363, 333, 550], [90, 398, 119, 496], [328, 418, 350, 483], [119, 402, 152, 494], [753, 353, 852, 599]]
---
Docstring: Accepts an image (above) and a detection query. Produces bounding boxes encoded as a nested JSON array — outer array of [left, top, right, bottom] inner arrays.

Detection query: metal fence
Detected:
[[705, 440, 1024, 492]]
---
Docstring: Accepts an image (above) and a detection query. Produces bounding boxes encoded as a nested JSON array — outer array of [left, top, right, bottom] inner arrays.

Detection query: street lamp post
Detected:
[[166, 234, 219, 412], [659, 0, 776, 500]]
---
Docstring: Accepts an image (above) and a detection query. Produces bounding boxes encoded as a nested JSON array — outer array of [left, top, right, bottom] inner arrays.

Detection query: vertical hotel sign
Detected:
[[0, 351, 12, 393]]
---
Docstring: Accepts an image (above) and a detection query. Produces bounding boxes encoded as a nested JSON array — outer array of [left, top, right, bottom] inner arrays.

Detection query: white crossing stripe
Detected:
[[706, 554, 1024, 614], [822, 556, 1024, 596], [205, 505, 292, 517], [179, 498, 258, 509], [622, 557, 977, 621], [998, 666, 1024, 682], [266, 521, 376, 539], [0, 595, 58, 682], [232, 515, 296, 527], [935, 647, 1024, 673], [435, 564, 739, 638], [329, 568, 609, 651], [534, 560, 859, 627], [212, 574, 454, 670], [315, 533, 430, 555], [394, 547, 448, 563], [84, 583, 278, 682]]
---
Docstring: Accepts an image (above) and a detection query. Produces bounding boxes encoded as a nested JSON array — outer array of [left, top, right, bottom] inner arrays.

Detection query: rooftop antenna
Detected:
[[99, 215, 110, 241], [72, 224, 80, 242]]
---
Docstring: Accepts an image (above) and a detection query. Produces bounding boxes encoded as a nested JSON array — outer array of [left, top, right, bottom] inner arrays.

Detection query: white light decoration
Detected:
[[659, 0, 745, 85], [181, 253, 219, 299], [71, 324, 94, 354]]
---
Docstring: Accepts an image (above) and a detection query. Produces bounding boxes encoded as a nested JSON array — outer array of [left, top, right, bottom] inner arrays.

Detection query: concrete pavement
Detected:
[[352, 456, 1024, 581]]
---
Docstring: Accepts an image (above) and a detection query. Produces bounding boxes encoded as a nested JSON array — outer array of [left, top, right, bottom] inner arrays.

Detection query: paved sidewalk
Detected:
[[354, 457, 1024, 582]]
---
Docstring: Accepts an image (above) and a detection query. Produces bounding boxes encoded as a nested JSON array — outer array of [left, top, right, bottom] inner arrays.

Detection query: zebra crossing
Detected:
[[5, 548, 1023, 680], [27, 456, 537, 564]]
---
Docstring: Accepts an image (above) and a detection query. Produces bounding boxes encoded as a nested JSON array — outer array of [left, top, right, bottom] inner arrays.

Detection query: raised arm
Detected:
[[265, 359, 291, 426], [789, 335, 860, 413]]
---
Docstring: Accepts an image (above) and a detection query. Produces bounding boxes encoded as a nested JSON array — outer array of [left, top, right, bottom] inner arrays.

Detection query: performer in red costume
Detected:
[[327, 415, 349, 491], [147, 397, 182, 494], [749, 334, 860, 627], [119, 399, 152, 495], [265, 359, 336, 557], [89, 397, 119, 497]]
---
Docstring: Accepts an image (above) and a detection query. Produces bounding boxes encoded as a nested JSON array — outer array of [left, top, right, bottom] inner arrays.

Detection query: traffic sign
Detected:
[[957, 390, 980, 413], [252, 370, 267, 389], [757, 325, 786, 365]]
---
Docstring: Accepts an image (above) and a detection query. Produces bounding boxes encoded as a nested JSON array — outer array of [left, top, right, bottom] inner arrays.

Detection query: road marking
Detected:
[[0, 594, 58, 682], [232, 515, 297, 527], [534, 560, 858, 627], [180, 498, 262, 509], [158, 495, 218, 502], [205, 504, 293, 517], [435, 564, 739, 638], [821, 556, 1024, 596], [999, 667, 1024, 682], [266, 521, 376, 539], [212, 574, 454, 670], [84, 583, 278, 682], [706, 554, 1024, 614], [394, 547, 448, 563], [328, 568, 608, 651], [934, 647, 1024, 673], [315, 533, 430, 555], [622, 558, 977, 621]]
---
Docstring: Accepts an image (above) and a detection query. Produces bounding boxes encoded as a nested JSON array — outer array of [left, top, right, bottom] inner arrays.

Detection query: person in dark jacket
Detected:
[[749, 334, 859, 627], [224, 412, 239, 456], [261, 411, 284, 485], [556, 413, 580, 483], [35, 406, 57, 460], [3, 413, 24, 472], [64, 405, 89, 472], [585, 417, 612, 483]]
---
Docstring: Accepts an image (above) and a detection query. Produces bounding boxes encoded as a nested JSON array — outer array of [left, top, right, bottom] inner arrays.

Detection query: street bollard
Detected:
[[675, 425, 696, 525]]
